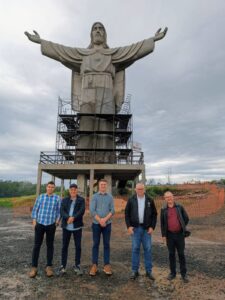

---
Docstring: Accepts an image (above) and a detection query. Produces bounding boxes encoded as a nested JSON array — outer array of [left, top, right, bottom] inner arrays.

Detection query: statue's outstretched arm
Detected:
[[153, 27, 168, 42], [24, 30, 41, 44]]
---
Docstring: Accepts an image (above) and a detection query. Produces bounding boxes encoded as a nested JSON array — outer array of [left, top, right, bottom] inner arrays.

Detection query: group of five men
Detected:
[[29, 179, 189, 283]]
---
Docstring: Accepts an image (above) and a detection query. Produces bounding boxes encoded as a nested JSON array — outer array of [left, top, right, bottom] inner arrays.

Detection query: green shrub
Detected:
[[146, 186, 177, 198]]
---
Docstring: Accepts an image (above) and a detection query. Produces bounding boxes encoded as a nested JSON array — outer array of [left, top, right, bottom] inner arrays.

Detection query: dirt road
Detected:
[[0, 206, 225, 300]]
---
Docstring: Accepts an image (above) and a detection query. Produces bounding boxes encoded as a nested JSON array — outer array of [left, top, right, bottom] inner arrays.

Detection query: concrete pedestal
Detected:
[[36, 163, 145, 200]]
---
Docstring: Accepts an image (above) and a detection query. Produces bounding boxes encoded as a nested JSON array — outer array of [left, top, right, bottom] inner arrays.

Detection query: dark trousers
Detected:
[[32, 223, 56, 267], [92, 223, 111, 265], [61, 228, 82, 268], [166, 231, 187, 276]]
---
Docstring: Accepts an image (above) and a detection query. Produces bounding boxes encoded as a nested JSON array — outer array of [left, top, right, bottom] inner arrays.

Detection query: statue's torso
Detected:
[[80, 51, 115, 78]]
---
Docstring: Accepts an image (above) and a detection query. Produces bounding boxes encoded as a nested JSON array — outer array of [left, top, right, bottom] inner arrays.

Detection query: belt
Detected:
[[168, 230, 182, 234]]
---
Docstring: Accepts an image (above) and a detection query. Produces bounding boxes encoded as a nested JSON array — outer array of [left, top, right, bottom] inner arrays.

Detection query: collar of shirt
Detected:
[[137, 195, 145, 201], [70, 197, 77, 201], [98, 192, 107, 195], [45, 193, 54, 197]]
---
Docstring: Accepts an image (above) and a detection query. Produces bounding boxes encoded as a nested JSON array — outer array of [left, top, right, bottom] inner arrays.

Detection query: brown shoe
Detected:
[[29, 267, 37, 278], [103, 264, 112, 275], [45, 266, 54, 277], [89, 264, 98, 276]]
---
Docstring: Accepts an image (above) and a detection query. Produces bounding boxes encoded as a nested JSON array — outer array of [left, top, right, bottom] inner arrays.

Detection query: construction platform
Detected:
[[36, 97, 145, 198]]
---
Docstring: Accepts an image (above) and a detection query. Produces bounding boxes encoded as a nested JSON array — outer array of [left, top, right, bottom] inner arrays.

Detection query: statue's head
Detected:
[[88, 22, 109, 49]]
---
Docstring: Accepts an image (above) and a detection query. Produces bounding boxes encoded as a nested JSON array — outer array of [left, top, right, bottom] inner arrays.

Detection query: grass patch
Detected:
[[0, 195, 36, 208], [146, 185, 208, 199], [0, 198, 13, 208]]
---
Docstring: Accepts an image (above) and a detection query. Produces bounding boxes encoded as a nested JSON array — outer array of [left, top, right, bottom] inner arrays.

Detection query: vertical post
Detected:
[[141, 165, 146, 184], [89, 169, 95, 200], [134, 176, 139, 187], [131, 180, 135, 194], [51, 175, 55, 183], [77, 174, 85, 197], [60, 179, 64, 198], [84, 175, 88, 198], [104, 174, 112, 194], [36, 164, 42, 197]]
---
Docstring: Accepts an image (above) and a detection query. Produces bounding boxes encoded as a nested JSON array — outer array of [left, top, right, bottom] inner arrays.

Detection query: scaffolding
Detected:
[[36, 96, 146, 197], [41, 96, 144, 165]]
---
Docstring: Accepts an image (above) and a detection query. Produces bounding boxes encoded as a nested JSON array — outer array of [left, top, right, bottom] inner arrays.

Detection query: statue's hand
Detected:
[[24, 30, 41, 44], [154, 27, 168, 42]]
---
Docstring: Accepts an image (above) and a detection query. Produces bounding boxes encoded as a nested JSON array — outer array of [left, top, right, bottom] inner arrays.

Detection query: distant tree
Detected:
[[147, 178, 156, 186], [0, 180, 60, 197]]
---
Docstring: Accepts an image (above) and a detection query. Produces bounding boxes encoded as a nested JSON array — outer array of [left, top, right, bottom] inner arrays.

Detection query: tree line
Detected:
[[0, 180, 60, 198]]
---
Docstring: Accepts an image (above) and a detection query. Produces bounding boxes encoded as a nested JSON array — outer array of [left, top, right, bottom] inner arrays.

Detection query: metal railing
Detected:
[[40, 151, 144, 165]]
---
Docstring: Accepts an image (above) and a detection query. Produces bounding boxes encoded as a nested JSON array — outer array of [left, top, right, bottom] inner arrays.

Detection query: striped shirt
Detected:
[[31, 193, 61, 226]]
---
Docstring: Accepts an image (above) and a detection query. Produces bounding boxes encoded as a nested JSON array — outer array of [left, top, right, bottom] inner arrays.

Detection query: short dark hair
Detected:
[[98, 179, 108, 184], [47, 181, 55, 186]]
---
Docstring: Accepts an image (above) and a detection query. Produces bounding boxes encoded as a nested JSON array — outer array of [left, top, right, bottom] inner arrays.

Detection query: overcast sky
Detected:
[[0, 0, 225, 184]]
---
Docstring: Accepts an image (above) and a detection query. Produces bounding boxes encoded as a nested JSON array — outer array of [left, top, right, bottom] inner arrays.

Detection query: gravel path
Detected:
[[0, 206, 225, 300]]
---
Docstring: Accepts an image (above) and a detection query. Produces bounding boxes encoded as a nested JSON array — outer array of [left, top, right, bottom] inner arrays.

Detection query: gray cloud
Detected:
[[1, 0, 225, 183]]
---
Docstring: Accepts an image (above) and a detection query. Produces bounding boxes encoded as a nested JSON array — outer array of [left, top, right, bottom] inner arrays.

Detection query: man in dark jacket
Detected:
[[125, 183, 157, 280], [160, 191, 189, 283], [58, 183, 85, 275]]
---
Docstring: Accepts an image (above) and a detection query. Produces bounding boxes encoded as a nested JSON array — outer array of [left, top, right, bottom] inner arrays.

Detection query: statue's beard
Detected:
[[93, 34, 105, 45]]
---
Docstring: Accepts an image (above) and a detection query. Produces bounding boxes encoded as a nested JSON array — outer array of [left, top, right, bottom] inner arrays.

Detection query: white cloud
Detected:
[[1, 0, 225, 183]]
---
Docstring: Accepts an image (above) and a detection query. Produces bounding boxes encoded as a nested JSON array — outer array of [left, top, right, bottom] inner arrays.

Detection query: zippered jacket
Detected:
[[160, 202, 189, 237], [60, 195, 85, 229], [125, 194, 157, 230]]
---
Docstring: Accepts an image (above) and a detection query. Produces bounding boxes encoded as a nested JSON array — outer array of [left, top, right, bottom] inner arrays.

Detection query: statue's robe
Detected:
[[41, 38, 155, 163]]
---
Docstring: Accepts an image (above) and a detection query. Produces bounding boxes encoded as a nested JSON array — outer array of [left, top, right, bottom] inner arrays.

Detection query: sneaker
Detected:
[[130, 271, 139, 280], [146, 272, 155, 281], [103, 264, 112, 275], [74, 265, 83, 276], [167, 273, 176, 280], [181, 274, 189, 283], [45, 266, 54, 277], [89, 264, 98, 276], [57, 265, 66, 276], [29, 267, 37, 278]]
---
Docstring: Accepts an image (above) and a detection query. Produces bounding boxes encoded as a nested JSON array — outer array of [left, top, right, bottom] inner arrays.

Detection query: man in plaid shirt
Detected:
[[29, 181, 61, 278]]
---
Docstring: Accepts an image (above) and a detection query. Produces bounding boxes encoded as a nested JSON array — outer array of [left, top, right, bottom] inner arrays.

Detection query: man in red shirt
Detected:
[[160, 191, 189, 283]]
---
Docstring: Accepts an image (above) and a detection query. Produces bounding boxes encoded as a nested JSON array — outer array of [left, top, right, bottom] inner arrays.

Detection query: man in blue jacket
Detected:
[[125, 183, 157, 280], [58, 183, 85, 275]]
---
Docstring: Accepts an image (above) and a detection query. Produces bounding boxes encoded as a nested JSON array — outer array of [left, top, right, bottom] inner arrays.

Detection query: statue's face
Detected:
[[92, 23, 105, 45]]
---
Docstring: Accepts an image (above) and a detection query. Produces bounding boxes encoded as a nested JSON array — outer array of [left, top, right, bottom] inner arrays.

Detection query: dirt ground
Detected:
[[0, 205, 225, 300]]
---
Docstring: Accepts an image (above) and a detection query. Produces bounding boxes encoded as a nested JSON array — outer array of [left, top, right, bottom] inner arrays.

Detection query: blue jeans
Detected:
[[131, 226, 152, 272], [92, 223, 111, 265]]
